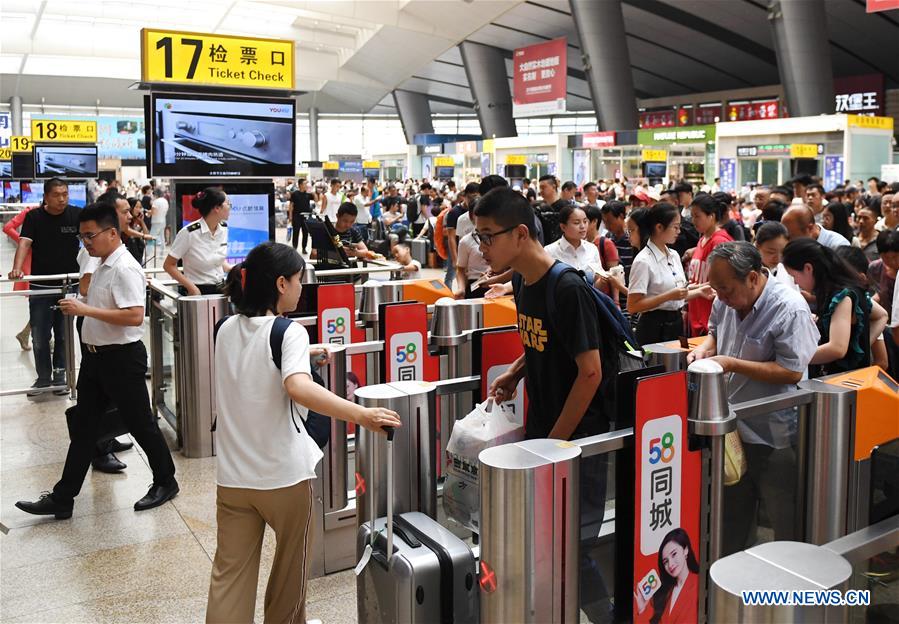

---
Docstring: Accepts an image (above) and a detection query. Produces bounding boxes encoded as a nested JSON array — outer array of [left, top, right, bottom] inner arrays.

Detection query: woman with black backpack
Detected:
[[206, 242, 401, 623]]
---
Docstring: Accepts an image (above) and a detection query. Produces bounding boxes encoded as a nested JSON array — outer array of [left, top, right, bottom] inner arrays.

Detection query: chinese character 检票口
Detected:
[[271, 50, 285, 66]]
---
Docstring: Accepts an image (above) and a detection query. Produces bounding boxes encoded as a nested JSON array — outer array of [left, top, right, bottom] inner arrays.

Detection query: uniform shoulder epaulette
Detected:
[[186, 222, 202, 232], [220, 221, 228, 227]]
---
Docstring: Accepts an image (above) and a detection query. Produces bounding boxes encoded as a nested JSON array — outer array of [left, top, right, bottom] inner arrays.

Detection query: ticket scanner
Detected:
[[359, 278, 453, 339]]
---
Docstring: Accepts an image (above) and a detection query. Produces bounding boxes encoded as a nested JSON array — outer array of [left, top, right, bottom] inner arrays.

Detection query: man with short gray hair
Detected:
[[688, 241, 819, 555]]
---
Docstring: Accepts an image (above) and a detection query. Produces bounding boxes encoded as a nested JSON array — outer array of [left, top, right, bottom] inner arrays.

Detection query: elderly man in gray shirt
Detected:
[[688, 242, 819, 555]]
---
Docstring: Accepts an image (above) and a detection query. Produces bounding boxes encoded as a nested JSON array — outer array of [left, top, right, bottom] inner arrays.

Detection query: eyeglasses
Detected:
[[78, 227, 113, 242], [473, 225, 518, 247]]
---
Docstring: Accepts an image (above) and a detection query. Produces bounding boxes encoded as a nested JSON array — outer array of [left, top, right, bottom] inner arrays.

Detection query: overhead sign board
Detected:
[[641, 149, 668, 162], [867, 0, 899, 12], [505, 155, 527, 165], [141, 28, 295, 90], [638, 125, 715, 146], [362, 160, 380, 169], [434, 156, 455, 167], [846, 114, 894, 130], [834, 74, 884, 116], [323, 161, 339, 169], [790, 143, 822, 159], [583, 132, 616, 149], [10, 136, 32, 152], [512, 37, 567, 118], [30, 119, 97, 143]]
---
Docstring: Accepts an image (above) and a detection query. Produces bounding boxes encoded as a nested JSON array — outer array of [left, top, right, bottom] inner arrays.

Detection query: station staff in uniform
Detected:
[[164, 187, 231, 295], [15, 202, 178, 519]]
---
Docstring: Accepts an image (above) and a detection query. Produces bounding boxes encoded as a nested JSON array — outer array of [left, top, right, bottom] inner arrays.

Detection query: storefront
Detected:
[[493, 134, 565, 182], [715, 114, 894, 192], [636, 125, 716, 185]]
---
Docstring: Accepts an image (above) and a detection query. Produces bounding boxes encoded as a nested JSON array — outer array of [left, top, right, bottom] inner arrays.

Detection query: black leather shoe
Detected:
[[134, 481, 179, 511], [107, 439, 134, 453], [92, 452, 127, 473], [15, 492, 73, 519]]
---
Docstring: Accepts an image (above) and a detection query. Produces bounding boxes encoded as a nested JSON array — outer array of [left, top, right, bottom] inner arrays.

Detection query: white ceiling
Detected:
[[0, 0, 523, 112]]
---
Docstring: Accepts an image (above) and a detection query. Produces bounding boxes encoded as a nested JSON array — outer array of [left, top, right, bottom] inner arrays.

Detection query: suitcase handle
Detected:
[[385, 426, 395, 563]]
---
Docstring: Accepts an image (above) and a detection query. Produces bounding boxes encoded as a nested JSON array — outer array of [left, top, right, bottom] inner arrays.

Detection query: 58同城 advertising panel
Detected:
[[149, 93, 295, 178]]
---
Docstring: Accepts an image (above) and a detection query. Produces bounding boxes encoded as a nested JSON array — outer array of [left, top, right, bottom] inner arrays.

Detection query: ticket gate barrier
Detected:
[[360, 277, 453, 339], [642, 337, 705, 372], [709, 514, 899, 623]]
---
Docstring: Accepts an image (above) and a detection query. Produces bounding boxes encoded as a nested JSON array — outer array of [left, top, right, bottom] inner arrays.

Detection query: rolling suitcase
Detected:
[[410, 238, 429, 265], [356, 429, 478, 624]]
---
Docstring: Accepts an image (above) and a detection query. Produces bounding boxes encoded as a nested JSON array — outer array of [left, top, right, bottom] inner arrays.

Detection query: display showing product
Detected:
[[150, 93, 295, 178], [33, 144, 99, 178]]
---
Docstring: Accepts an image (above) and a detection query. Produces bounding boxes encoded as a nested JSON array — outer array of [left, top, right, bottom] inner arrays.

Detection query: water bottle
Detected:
[[286, 224, 293, 242]]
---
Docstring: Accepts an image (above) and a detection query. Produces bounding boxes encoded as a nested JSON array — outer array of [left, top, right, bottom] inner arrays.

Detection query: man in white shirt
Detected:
[[320, 178, 344, 223], [353, 185, 373, 240], [781, 205, 849, 250], [150, 189, 169, 248], [454, 232, 490, 298], [16, 202, 179, 520]]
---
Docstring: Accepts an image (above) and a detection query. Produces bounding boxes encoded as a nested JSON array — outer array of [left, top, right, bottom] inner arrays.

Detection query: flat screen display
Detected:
[[12, 153, 35, 180], [20, 182, 42, 204], [643, 161, 667, 179], [68, 183, 87, 208], [3, 181, 21, 201], [174, 181, 275, 264], [363, 167, 380, 179], [150, 93, 295, 178], [436, 166, 454, 179], [34, 144, 99, 179]]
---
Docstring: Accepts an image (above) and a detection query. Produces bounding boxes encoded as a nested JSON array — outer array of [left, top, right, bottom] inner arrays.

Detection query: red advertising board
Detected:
[[726, 99, 780, 121], [316, 283, 366, 387], [583, 131, 616, 149], [633, 371, 701, 624], [639, 110, 676, 129], [379, 301, 439, 383], [867, 0, 899, 11], [474, 328, 527, 425], [512, 37, 567, 118]]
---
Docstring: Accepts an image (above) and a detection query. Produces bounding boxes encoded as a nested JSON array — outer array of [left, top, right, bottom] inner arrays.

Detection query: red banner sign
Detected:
[[639, 110, 676, 129], [695, 104, 723, 125], [583, 131, 616, 149], [380, 301, 439, 383], [867, 0, 899, 12], [512, 37, 567, 118], [633, 372, 701, 624]]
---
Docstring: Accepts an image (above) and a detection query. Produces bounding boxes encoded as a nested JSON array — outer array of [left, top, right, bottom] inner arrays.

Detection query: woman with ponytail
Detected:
[[206, 241, 401, 623], [687, 193, 732, 335], [164, 187, 231, 295]]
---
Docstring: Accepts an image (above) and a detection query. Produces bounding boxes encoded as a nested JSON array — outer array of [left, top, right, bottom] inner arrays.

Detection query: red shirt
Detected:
[[592, 235, 620, 296], [687, 228, 732, 335], [653, 572, 698, 624]]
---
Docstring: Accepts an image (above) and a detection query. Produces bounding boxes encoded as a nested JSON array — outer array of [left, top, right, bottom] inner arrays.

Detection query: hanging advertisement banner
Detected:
[[633, 372, 701, 624], [583, 132, 616, 149], [718, 158, 737, 193], [824, 156, 845, 191], [512, 37, 567, 118], [141, 28, 294, 90]]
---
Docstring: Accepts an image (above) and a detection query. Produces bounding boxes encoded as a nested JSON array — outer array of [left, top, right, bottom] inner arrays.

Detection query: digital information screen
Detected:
[[150, 93, 295, 178], [34, 144, 99, 179]]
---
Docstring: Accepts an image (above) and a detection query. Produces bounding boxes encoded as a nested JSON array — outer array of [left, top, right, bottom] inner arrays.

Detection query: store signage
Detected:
[[506, 155, 527, 165], [719, 158, 736, 193], [847, 114, 894, 130], [790, 143, 823, 158], [726, 99, 779, 121], [834, 74, 884, 116], [458, 141, 478, 155], [641, 149, 668, 162], [423, 144, 442, 154], [362, 160, 380, 169], [695, 103, 722, 125], [583, 132, 616, 149], [633, 372, 701, 624], [435, 156, 455, 167], [141, 28, 294, 90], [512, 37, 567, 118], [867, 0, 899, 13], [10, 136, 31, 152], [638, 125, 714, 146], [30, 119, 97, 143], [323, 161, 339, 169], [639, 109, 676, 129], [824, 156, 845, 191]]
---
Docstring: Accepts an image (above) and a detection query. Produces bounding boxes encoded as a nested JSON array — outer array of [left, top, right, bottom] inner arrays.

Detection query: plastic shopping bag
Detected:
[[446, 398, 524, 481]]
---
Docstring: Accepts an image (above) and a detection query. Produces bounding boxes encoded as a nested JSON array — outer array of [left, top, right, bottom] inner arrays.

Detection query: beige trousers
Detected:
[[206, 479, 313, 624]]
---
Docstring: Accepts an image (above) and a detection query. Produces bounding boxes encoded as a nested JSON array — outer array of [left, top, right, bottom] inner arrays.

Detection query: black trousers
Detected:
[[291, 212, 311, 251], [53, 341, 176, 503], [635, 309, 683, 345]]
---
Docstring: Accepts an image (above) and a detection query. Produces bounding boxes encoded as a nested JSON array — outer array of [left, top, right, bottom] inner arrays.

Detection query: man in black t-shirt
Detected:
[[475, 187, 616, 620], [8, 178, 81, 395], [289, 178, 314, 251]]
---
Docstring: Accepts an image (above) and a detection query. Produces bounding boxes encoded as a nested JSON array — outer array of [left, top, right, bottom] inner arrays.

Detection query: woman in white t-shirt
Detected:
[[206, 242, 401, 623]]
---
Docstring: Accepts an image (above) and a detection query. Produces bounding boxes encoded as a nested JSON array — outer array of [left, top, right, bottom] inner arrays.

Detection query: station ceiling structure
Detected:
[[1, 0, 897, 116]]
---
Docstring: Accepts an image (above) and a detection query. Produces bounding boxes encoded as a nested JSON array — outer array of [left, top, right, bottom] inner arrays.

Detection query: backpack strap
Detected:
[[210, 315, 231, 432], [269, 316, 294, 371]]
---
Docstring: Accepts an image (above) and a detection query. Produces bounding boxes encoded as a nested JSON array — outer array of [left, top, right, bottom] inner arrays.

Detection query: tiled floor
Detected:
[[0, 233, 359, 623]]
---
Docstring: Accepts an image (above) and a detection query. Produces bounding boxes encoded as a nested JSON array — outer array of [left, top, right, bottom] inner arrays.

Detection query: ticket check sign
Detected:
[[141, 29, 295, 90], [31, 120, 97, 143]]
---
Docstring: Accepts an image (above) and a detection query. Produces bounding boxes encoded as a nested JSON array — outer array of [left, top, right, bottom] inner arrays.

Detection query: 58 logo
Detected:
[[327, 317, 346, 335], [638, 568, 662, 600], [395, 342, 418, 363], [320, 307, 351, 345], [648, 432, 675, 465]]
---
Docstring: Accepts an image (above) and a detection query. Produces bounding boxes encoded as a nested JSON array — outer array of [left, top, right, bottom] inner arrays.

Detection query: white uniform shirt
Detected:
[[323, 191, 343, 222], [354, 195, 372, 225], [77, 246, 100, 279], [81, 245, 146, 346], [628, 240, 687, 311], [456, 233, 489, 281], [214, 316, 323, 489], [544, 236, 604, 276], [455, 211, 475, 240], [168, 218, 228, 286]]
